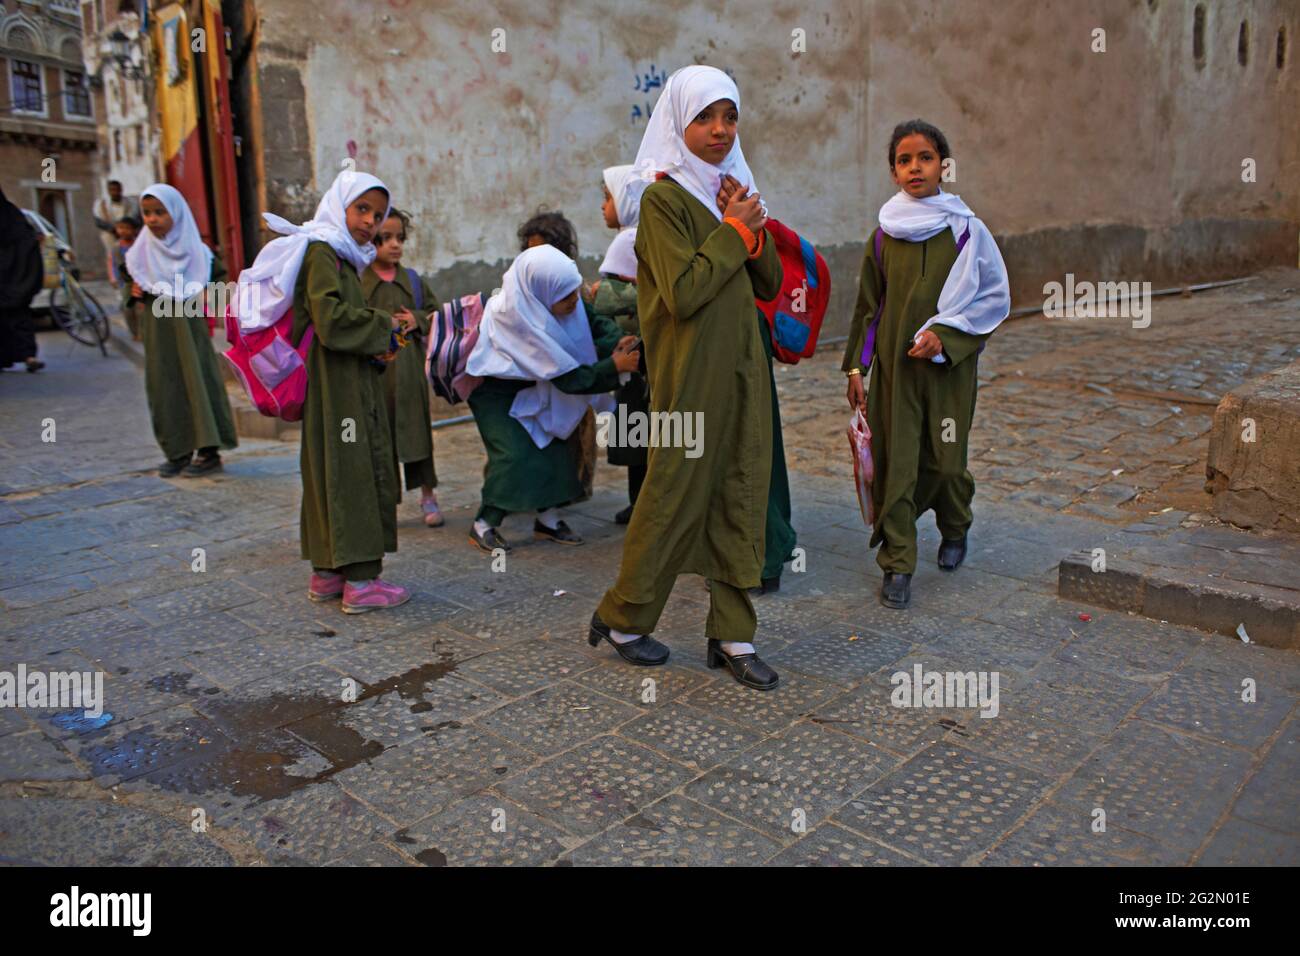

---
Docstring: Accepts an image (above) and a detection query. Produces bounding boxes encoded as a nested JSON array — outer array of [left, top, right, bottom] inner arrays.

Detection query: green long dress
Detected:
[[292, 241, 397, 578], [360, 264, 440, 495], [841, 226, 990, 574], [138, 255, 238, 461], [596, 177, 782, 640], [757, 311, 797, 582], [468, 307, 623, 526]]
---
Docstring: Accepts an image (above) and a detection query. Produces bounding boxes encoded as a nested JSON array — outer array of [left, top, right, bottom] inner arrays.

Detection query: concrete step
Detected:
[[1059, 524, 1300, 649]]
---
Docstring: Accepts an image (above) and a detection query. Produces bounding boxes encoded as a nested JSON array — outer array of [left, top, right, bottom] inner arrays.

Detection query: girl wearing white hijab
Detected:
[[128, 183, 237, 477], [589, 164, 651, 524], [253, 168, 415, 613], [465, 243, 641, 553], [842, 119, 1010, 611], [589, 65, 784, 691]]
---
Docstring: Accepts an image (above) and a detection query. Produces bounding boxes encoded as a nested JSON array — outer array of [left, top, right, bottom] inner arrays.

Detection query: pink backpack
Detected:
[[425, 292, 485, 405], [222, 256, 338, 422]]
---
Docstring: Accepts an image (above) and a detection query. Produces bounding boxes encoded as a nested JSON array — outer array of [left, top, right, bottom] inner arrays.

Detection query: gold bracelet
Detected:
[[846, 368, 861, 377]]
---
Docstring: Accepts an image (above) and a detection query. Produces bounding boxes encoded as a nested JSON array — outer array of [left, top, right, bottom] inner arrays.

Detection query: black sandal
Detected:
[[181, 453, 223, 477], [706, 639, 779, 690], [158, 454, 192, 478], [534, 519, 583, 545], [469, 525, 511, 553], [588, 613, 669, 666]]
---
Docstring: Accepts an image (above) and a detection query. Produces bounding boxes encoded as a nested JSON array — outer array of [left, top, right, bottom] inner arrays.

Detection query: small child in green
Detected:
[[585, 165, 649, 525], [362, 208, 443, 527]]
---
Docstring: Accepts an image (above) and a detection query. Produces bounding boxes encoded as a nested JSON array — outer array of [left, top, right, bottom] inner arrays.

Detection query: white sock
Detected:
[[720, 641, 755, 656], [536, 508, 560, 530], [609, 627, 641, 645], [473, 519, 492, 537]]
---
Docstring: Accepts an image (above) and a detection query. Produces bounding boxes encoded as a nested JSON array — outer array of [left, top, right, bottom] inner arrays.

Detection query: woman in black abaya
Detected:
[[0, 187, 47, 372]]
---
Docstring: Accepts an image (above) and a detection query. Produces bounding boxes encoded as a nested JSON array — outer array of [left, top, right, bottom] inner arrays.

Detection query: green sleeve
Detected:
[[303, 243, 392, 355], [639, 186, 750, 322], [744, 230, 783, 301], [931, 325, 990, 368], [587, 311, 624, 358], [553, 356, 621, 394], [842, 234, 883, 373]]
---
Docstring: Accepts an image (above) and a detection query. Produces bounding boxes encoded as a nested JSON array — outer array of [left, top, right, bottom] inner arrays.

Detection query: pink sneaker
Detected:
[[421, 494, 444, 528], [308, 571, 345, 602], [342, 578, 411, 614]]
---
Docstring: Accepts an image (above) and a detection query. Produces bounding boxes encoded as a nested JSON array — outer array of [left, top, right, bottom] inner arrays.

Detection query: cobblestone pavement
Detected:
[[0, 270, 1296, 866]]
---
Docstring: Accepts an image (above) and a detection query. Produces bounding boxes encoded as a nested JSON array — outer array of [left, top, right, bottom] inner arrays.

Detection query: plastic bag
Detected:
[[848, 407, 875, 526]]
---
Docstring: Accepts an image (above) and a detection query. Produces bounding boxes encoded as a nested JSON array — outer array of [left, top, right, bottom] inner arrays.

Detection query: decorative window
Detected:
[[10, 59, 45, 115], [64, 70, 92, 117]]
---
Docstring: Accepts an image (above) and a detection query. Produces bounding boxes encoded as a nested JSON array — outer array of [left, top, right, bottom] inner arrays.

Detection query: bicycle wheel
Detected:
[[51, 280, 111, 354]]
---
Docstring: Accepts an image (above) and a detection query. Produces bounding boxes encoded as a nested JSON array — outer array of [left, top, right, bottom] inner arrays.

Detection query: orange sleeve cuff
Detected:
[[723, 216, 763, 258]]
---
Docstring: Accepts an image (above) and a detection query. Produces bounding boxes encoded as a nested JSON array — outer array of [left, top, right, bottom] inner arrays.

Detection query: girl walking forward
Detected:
[[843, 120, 1010, 610], [590, 65, 784, 691]]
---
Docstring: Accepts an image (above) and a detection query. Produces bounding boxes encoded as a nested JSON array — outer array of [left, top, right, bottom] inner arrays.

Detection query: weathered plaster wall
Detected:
[[246, 0, 1300, 334]]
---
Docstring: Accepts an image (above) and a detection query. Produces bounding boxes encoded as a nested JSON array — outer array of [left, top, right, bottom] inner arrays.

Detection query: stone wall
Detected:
[[237, 0, 1300, 335]]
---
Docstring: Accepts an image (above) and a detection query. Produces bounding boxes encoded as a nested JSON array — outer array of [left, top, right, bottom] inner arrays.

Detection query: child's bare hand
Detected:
[[723, 189, 766, 236], [715, 174, 744, 215], [392, 308, 417, 333], [613, 338, 641, 373], [846, 373, 866, 410], [131, 282, 143, 298], [907, 330, 943, 360]]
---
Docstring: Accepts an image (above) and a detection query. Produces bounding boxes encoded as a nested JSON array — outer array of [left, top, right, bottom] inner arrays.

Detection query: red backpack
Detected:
[[756, 219, 831, 364]]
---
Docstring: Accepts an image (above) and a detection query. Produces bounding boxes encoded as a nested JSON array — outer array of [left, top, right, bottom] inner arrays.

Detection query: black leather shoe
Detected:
[[748, 577, 781, 597], [937, 535, 967, 571], [534, 519, 583, 545], [614, 503, 635, 525], [880, 572, 912, 609], [588, 613, 669, 666], [181, 453, 222, 477], [706, 639, 779, 690], [469, 526, 511, 553], [158, 454, 192, 478]]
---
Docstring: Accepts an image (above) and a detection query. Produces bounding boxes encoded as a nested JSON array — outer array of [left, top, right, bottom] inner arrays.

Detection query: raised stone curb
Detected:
[[1059, 550, 1300, 650]]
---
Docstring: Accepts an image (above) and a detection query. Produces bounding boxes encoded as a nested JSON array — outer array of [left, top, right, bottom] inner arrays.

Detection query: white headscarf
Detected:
[[878, 188, 1010, 362], [125, 183, 214, 297], [598, 164, 647, 278], [234, 169, 390, 332], [466, 244, 615, 448], [632, 65, 761, 221]]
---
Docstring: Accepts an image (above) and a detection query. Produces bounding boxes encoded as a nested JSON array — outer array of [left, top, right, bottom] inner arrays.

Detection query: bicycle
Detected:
[[49, 252, 111, 356]]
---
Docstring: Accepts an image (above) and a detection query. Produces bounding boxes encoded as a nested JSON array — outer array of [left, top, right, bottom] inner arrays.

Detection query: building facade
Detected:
[[1, 0, 102, 275], [79, 0, 160, 201]]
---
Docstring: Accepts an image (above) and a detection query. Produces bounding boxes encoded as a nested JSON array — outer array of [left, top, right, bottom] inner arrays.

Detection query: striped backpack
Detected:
[[425, 292, 485, 404]]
